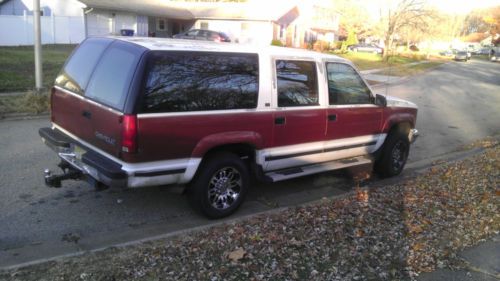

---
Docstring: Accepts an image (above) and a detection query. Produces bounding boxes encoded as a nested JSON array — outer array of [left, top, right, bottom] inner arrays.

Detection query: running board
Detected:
[[265, 155, 373, 182]]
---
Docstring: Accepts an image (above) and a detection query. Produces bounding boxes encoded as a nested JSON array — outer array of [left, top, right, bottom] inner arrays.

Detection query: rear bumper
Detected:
[[39, 127, 127, 187]]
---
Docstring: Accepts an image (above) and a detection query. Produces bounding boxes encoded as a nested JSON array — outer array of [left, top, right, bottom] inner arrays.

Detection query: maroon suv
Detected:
[[40, 37, 418, 218]]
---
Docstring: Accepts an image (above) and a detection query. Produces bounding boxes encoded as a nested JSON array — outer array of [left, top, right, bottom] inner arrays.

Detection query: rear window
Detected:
[[141, 51, 259, 113], [55, 38, 112, 95], [85, 41, 143, 110]]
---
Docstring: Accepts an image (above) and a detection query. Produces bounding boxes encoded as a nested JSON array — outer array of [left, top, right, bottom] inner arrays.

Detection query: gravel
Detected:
[[2, 143, 499, 281]]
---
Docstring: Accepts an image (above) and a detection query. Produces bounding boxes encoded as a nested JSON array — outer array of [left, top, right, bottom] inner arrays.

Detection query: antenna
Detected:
[[384, 55, 392, 99]]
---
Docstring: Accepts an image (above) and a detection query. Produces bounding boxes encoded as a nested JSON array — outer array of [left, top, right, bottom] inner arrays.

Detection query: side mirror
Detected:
[[375, 94, 387, 107]]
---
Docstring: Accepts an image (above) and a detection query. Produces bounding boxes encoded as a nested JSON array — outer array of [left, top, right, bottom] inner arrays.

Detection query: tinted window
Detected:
[[141, 52, 259, 113], [326, 63, 372, 105], [55, 38, 111, 95], [276, 60, 318, 107], [85, 42, 142, 110]]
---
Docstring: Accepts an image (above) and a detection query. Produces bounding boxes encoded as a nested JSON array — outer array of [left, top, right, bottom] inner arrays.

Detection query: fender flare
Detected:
[[382, 113, 415, 134], [190, 131, 264, 158]]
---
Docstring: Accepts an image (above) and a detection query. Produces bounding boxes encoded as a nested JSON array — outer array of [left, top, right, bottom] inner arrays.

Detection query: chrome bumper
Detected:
[[409, 129, 419, 144]]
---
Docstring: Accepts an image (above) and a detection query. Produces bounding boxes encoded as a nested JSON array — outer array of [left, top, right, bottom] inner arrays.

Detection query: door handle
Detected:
[[82, 110, 92, 119], [328, 114, 337, 121], [275, 116, 285, 125]]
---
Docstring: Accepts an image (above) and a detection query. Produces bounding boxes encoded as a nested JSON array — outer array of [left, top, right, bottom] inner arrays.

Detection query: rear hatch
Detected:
[[51, 37, 145, 158]]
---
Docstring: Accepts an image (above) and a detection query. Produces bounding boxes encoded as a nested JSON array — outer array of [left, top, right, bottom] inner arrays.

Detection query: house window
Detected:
[[200, 21, 209, 30], [156, 19, 166, 31]]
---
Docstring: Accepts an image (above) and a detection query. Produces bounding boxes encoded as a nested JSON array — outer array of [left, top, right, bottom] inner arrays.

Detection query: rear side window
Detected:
[[141, 52, 259, 113], [55, 38, 112, 95], [85, 42, 142, 110], [276, 60, 319, 107]]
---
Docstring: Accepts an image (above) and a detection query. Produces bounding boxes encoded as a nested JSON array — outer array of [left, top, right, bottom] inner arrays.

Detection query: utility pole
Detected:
[[33, 0, 43, 93]]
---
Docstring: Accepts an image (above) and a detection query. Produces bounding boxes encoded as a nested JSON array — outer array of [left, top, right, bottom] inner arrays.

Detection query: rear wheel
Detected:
[[375, 130, 410, 178], [188, 152, 249, 219]]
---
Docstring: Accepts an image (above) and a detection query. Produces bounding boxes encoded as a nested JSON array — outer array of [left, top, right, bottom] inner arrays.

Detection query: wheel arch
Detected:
[[373, 121, 412, 159]]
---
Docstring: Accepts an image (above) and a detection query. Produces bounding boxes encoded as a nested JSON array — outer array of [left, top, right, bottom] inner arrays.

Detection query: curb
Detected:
[[0, 112, 49, 122]]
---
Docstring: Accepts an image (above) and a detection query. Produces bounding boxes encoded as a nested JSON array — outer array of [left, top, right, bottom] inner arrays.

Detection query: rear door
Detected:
[[83, 41, 145, 157], [52, 38, 144, 158], [52, 38, 113, 142], [268, 59, 327, 171]]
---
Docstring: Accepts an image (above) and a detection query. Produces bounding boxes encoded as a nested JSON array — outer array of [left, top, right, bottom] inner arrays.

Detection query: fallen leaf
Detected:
[[228, 248, 246, 262]]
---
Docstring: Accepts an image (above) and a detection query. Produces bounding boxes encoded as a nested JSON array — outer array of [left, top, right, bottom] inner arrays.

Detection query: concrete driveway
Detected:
[[0, 58, 499, 268]]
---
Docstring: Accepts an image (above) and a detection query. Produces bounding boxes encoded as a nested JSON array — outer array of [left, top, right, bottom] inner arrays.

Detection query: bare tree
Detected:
[[381, 0, 432, 59]]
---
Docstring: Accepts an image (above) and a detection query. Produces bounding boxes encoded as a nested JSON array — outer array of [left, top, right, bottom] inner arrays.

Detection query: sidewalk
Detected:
[[418, 235, 500, 281]]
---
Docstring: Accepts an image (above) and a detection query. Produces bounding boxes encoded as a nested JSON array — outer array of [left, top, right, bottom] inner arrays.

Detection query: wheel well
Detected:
[[374, 122, 412, 159], [202, 143, 256, 162], [389, 122, 411, 136]]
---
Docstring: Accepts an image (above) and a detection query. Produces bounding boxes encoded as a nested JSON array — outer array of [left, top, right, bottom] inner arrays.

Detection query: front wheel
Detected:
[[374, 131, 410, 178], [187, 152, 249, 219]]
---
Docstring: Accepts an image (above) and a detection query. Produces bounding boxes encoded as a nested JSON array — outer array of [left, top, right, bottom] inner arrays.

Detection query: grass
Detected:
[[0, 92, 50, 115], [0, 44, 75, 92], [472, 54, 492, 61], [374, 61, 444, 76], [335, 52, 420, 70]]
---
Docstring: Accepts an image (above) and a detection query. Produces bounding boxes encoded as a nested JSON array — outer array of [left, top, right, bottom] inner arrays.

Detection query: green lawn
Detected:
[[335, 52, 421, 70], [0, 44, 75, 92], [0, 92, 49, 115], [374, 61, 444, 76]]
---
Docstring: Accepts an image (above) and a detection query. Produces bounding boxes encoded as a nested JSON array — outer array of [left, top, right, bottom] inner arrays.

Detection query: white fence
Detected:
[[0, 15, 85, 46]]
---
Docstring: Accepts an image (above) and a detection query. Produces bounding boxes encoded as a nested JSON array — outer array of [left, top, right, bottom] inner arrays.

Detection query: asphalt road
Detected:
[[1, 58, 499, 268]]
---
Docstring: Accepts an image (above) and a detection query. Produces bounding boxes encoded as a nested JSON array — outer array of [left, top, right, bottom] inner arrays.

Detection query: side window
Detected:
[[326, 63, 372, 105], [186, 30, 198, 36], [197, 30, 209, 37], [85, 42, 142, 110], [141, 52, 259, 113], [276, 60, 319, 107], [55, 38, 112, 95]]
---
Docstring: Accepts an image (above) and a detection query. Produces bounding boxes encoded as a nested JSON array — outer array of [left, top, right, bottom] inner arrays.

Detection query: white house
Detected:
[[0, 0, 340, 47]]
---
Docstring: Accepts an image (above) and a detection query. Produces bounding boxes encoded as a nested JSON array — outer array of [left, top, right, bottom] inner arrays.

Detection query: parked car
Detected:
[[478, 48, 491, 55], [173, 29, 231, 42], [348, 43, 383, 54], [40, 37, 419, 218], [440, 50, 455, 57], [454, 51, 468, 61]]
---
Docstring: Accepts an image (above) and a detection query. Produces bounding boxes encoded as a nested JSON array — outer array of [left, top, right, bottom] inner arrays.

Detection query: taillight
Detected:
[[214, 36, 221, 42], [121, 114, 137, 153]]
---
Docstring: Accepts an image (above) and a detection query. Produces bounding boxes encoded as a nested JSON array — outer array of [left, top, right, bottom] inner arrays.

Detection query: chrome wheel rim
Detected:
[[207, 167, 242, 210], [391, 140, 408, 172]]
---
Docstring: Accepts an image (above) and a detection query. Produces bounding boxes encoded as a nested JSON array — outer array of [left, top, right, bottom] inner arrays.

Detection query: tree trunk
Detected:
[[383, 36, 393, 61]]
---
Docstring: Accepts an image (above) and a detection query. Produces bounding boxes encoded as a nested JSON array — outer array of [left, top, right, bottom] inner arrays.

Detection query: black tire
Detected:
[[374, 130, 410, 178], [187, 152, 249, 219]]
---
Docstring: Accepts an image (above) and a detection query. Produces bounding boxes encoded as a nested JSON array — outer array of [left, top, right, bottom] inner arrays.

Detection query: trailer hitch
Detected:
[[44, 161, 83, 188]]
